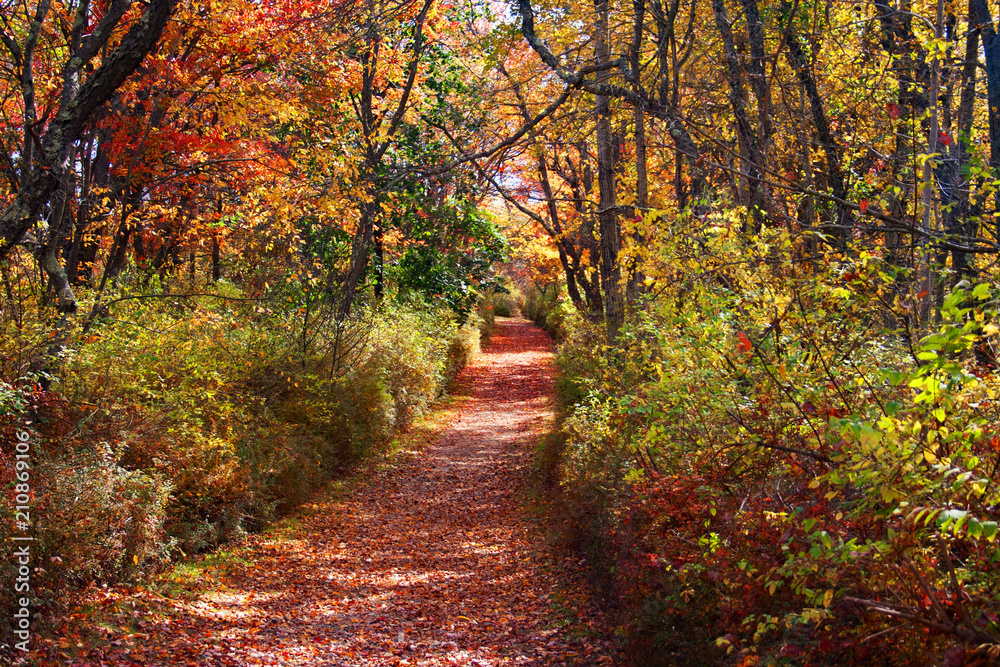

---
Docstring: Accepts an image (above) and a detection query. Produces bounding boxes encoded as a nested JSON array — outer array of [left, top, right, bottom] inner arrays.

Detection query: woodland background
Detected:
[[2, 0, 1000, 662]]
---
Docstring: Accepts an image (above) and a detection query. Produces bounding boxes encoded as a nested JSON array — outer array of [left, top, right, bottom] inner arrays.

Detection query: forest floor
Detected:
[[43, 318, 620, 666]]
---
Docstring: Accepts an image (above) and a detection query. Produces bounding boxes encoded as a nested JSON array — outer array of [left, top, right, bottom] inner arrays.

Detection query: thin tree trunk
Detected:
[[626, 104, 648, 301], [713, 0, 766, 231], [627, 0, 648, 301], [538, 156, 586, 310], [781, 0, 851, 247], [969, 0, 1000, 232], [951, 6, 980, 277], [339, 197, 377, 319], [593, 0, 623, 340], [918, 0, 944, 325]]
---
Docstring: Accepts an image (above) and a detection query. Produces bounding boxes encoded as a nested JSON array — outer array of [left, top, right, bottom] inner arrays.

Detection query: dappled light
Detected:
[[52, 319, 617, 666], [5, 0, 1000, 660]]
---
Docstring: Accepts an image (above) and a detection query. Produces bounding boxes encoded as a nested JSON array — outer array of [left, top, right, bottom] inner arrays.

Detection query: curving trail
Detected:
[[67, 318, 618, 666]]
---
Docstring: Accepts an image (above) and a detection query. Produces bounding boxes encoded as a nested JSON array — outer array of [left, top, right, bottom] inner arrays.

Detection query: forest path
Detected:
[[68, 318, 617, 666]]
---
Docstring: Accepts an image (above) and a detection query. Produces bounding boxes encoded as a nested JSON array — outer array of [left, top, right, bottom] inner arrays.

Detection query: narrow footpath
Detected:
[[65, 318, 618, 666]]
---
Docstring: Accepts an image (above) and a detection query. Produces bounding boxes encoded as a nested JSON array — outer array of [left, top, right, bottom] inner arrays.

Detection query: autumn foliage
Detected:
[[538, 225, 1000, 663], [0, 0, 507, 653], [5, 0, 1000, 661]]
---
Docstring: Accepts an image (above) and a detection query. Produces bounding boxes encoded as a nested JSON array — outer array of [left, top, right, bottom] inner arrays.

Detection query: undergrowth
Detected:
[[0, 285, 481, 643], [534, 228, 1000, 666]]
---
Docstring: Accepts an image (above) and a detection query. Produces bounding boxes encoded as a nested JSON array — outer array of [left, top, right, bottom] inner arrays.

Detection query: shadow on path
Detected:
[[66, 318, 618, 666]]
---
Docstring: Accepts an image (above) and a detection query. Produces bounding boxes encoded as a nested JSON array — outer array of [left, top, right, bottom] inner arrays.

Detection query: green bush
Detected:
[[524, 283, 577, 341], [482, 285, 523, 318], [448, 323, 481, 382]]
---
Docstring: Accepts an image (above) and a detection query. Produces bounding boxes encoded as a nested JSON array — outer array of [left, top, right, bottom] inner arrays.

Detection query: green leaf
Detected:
[[982, 522, 998, 541], [936, 509, 967, 531]]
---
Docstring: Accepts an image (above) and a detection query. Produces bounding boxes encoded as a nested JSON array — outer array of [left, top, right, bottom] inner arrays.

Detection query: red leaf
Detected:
[[886, 102, 901, 120], [736, 331, 752, 354], [939, 131, 952, 146], [859, 199, 869, 214]]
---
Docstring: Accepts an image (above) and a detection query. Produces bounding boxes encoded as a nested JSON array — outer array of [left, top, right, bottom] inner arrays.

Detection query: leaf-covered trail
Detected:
[[69, 318, 618, 666]]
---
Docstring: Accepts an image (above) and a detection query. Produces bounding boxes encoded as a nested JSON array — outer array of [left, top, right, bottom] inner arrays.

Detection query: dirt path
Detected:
[[65, 318, 618, 666]]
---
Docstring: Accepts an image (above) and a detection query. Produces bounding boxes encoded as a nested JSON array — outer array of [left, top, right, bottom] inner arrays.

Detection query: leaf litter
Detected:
[[44, 318, 619, 666]]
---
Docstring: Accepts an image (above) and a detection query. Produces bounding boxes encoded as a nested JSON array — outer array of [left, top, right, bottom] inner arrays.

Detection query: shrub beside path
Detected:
[[58, 317, 619, 666]]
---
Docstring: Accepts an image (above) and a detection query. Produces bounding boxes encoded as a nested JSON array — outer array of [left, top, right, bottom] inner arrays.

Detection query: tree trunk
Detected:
[[593, 0, 623, 340], [373, 221, 384, 301], [626, 104, 648, 302], [781, 0, 851, 247], [918, 0, 944, 326], [713, 0, 766, 232], [537, 156, 586, 310], [626, 0, 648, 301], [875, 0, 930, 265], [339, 197, 377, 319], [211, 232, 221, 282], [970, 0, 1000, 232], [951, 5, 980, 277]]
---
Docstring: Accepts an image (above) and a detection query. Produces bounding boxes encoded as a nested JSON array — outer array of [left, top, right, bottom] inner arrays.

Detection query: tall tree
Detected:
[[337, 0, 435, 319], [0, 0, 179, 312]]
